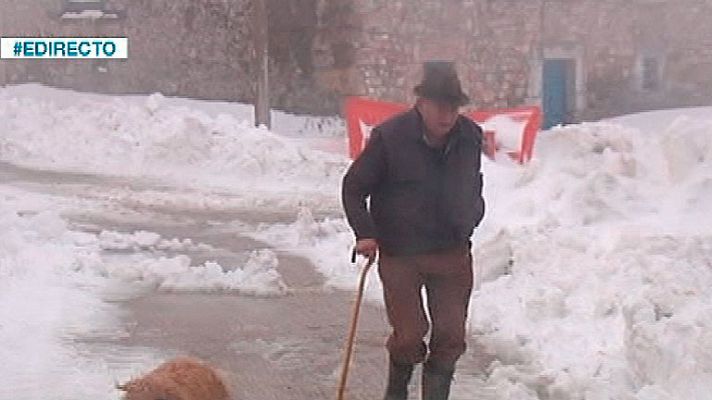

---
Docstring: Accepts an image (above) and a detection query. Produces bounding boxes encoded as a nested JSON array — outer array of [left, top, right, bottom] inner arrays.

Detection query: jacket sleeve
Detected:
[[341, 129, 386, 239], [473, 123, 486, 228], [474, 171, 485, 228]]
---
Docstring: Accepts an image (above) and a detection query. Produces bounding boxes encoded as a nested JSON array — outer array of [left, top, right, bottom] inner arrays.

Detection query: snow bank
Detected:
[[246, 207, 383, 299], [65, 226, 287, 296], [0, 201, 131, 399], [0, 83, 346, 137], [93, 245, 286, 296], [0, 86, 348, 205], [480, 114, 527, 152], [0, 186, 287, 399], [469, 115, 712, 399]]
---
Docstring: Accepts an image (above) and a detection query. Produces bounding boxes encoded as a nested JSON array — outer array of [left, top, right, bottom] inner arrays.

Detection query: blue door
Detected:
[[542, 59, 573, 129]]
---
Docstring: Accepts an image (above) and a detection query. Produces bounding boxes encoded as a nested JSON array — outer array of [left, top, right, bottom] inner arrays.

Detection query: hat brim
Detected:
[[414, 85, 470, 107]]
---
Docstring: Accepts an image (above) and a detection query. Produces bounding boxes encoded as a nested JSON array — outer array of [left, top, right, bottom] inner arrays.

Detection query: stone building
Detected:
[[345, 0, 712, 126], [1, 0, 711, 126]]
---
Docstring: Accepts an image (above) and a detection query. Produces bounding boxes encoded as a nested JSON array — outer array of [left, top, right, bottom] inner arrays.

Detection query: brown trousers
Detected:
[[378, 245, 473, 370]]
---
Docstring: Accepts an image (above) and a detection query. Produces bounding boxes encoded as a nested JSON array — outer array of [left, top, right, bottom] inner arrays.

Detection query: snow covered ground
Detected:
[[469, 118, 712, 399], [0, 184, 287, 400], [0, 186, 156, 399], [0, 84, 347, 211], [1, 84, 711, 399]]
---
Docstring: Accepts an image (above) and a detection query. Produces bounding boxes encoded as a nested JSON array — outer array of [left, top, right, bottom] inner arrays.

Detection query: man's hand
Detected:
[[355, 238, 379, 263]]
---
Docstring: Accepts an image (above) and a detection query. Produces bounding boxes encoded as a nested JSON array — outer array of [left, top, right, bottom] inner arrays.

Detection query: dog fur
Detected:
[[118, 357, 231, 400]]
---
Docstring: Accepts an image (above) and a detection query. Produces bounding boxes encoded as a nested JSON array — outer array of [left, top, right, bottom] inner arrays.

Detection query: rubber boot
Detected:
[[422, 361, 454, 400], [383, 360, 414, 400]]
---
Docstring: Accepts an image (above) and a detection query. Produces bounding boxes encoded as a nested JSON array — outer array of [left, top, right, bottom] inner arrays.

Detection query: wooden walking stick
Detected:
[[336, 251, 375, 400]]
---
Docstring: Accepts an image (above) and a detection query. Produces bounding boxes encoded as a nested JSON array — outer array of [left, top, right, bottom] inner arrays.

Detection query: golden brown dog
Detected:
[[117, 357, 231, 400]]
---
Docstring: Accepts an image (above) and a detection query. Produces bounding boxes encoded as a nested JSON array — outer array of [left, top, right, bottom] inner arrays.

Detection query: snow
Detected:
[[606, 107, 711, 133], [94, 247, 286, 296], [0, 184, 286, 399], [480, 114, 527, 152], [245, 207, 384, 299], [0, 84, 347, 210], [2, 84, 712, 399], [467, 116, 712, 398], [0, 190, 149, 399]]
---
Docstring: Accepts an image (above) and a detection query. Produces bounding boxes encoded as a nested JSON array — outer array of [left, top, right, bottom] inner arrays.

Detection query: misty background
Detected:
[[0, 0, 711, 125]]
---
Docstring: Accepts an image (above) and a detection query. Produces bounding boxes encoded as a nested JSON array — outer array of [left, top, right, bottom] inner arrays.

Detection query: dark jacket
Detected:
[[342, 108, 485, 256]]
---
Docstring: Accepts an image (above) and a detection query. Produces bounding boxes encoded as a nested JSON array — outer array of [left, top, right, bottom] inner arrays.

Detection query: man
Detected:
[[342, 61, 485, 400]]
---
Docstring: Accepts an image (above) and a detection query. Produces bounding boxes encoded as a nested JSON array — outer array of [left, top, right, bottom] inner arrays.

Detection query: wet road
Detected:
[[2, 161, 496, 400]]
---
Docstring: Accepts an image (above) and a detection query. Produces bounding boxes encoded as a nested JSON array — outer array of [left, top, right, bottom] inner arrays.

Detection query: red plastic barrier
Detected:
[[483, 130, 497, 159], [344, 97, 408, 159], [344, 96, 542, 163]]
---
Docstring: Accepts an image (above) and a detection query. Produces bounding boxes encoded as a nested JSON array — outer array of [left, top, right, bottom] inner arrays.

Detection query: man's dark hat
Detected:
[[413, 60, 470, 106]]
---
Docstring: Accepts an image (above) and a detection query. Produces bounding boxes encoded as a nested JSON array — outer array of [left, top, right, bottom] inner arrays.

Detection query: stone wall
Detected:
[[0, 0, 344, 114], [1, 0, 711, 119], [1, 1, 253, 101], [349, 0, 712, 119]]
